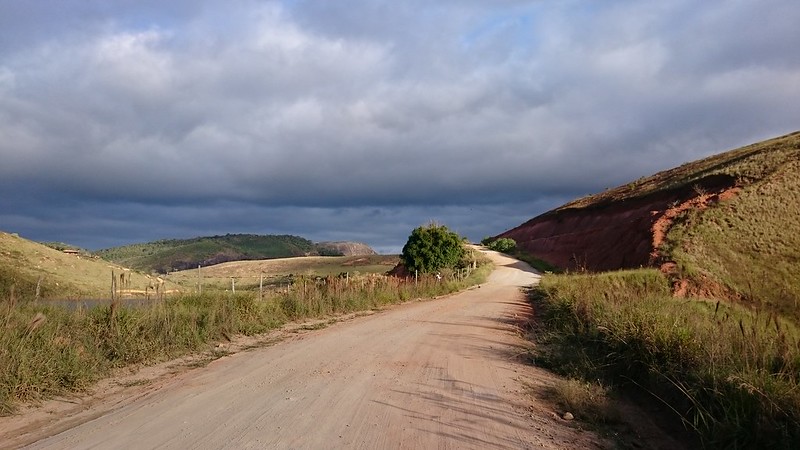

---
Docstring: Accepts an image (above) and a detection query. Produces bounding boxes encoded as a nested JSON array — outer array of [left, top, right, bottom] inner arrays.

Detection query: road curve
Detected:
[[21, 251, 602, 449]]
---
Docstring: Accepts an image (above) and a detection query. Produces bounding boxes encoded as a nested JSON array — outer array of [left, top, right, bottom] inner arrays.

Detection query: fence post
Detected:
[[260, 272, 264, 301], [111, 270, 116, 301]]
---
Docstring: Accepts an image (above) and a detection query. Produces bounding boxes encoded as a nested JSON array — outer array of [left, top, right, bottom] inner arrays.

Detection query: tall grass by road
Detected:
[[530, 269, 800, 449], [1, 265, 491, 415]]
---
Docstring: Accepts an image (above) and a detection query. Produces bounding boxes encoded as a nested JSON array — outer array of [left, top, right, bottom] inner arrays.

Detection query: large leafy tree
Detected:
[[401, 224, 465, 274]]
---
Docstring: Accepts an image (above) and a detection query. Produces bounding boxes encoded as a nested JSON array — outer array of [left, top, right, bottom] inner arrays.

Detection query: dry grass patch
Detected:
[[545, 378, 619, 424]]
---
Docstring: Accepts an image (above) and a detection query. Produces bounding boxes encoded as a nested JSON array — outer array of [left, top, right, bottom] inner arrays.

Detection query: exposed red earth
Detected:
[[499, 175, 742, 274]]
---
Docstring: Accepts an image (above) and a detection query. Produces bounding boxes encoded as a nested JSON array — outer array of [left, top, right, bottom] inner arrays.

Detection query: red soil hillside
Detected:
[[498, 131, 800, 273]]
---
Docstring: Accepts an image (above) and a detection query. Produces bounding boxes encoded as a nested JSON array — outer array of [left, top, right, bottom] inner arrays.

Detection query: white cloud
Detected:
[[90, 30, 175, 98]]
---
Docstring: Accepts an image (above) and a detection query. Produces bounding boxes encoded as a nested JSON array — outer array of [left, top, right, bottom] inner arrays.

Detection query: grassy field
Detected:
[[166, 255, 400, 292], [0, 231, 180, 299], [1, 250, 490, 414]]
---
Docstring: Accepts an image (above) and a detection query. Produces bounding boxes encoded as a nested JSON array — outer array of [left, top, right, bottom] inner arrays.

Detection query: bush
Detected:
[[401, 224, 465, 274], [485, 238, 516, 253]]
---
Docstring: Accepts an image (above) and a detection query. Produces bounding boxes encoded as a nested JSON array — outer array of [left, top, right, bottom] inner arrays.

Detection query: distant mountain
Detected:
[[95, 234, 377, 273], [498, 131, 800, 319]]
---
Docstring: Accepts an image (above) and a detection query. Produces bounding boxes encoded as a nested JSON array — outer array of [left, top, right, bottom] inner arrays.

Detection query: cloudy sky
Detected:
[[1, 1, 798, 253]]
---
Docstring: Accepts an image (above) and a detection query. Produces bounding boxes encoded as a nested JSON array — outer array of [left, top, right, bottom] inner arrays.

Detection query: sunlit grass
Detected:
[[531, 270, 800, 448], [664, 159, 800, 321]]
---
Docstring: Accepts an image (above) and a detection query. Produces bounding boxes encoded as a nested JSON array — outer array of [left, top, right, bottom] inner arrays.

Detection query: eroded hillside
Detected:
[[500, 131, 800, 311]]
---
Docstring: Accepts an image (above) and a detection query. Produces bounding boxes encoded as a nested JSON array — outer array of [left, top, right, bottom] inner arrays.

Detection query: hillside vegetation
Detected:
[[0, 231, 178, 299], [95, 234, 377, 274], [558, 131, 799, 211], [532, 271, 799, 448], [504, 131, 800, 313], [662, 152, 800, 321], [658, 132, 800, 320], [513, 132, 800, 447]]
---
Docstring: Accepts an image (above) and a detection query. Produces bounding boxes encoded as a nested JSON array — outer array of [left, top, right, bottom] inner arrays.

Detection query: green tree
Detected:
[[401, 224, 465, 274], [486, 237, 516, 253]]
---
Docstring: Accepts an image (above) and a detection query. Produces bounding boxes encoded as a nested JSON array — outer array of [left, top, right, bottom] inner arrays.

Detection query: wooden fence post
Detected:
[[111, 270, 116, 301]]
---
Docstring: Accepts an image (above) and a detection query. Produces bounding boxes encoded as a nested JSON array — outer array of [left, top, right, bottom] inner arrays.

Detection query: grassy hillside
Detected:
[[560, 131, 800, 211], [656, 132, 800, 319], [0, 232, 178, 299], [513, 131, 800, 317], [519, 132, 800, 447], [95, 234, 320, 273]]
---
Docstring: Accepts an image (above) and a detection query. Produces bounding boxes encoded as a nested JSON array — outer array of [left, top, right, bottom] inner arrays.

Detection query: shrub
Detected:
[[485, 237, 516, 253], [401, 224, 465, 274]]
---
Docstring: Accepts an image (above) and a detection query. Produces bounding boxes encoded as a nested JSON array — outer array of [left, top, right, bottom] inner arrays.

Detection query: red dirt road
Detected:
[[10, 251, 607, 449]]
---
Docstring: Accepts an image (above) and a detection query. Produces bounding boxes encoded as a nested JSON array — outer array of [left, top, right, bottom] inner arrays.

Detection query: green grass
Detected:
[[0, 261, 492, 415], [530, 270, 800, 448]]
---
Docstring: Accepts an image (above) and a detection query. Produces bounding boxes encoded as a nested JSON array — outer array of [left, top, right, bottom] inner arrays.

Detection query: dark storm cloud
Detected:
[[1, 0, 798, 251]]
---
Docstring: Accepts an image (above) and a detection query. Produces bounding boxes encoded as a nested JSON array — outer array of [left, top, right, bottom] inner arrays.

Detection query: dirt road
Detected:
[[9, 251, 607, 449]]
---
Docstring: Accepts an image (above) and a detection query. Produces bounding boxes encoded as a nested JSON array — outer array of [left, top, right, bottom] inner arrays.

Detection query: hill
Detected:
[[95, 234, 378, 273], [0, 231, 178, 299], [500, 131, 800, 317], [166, 254, 399, 292], [316, 241, 377, 257]]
